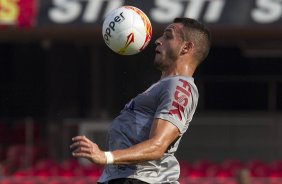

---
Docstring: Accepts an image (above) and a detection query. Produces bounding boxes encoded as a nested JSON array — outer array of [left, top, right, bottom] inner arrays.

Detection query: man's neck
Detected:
[[161, 63, 195, 79]]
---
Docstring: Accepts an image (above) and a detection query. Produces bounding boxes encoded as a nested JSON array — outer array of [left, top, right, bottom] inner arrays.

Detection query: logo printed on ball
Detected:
[[118, 32, 135, 55], [103, 12, 125, 45]]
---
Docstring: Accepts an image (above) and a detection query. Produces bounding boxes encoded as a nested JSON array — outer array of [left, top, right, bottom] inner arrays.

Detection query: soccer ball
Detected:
[[102, 6, 152, 55]]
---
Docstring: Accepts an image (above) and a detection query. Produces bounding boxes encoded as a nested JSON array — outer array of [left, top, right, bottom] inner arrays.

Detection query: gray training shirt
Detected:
[[98, 76, 199, 184]]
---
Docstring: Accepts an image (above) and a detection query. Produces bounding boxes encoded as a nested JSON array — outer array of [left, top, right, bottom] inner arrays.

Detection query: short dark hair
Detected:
[[174, 18, 211, 64]]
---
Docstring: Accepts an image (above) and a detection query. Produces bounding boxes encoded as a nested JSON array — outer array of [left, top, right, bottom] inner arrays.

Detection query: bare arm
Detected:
[[113, 118, 180, 164], [70, 118, 180, 165]]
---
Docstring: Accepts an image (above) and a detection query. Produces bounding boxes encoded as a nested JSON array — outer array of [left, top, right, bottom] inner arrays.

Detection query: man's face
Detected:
[[154, 23, 184, 71]]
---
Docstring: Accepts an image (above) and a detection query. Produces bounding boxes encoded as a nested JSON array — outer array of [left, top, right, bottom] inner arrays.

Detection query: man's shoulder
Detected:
[[159, 76, 195, 87], [144, 76, 196, 96], [160, 75, 194, 82]]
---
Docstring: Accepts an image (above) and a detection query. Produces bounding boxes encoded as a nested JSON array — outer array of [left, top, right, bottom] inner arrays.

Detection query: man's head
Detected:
[[154, 18, 211, 73], [173, 18, 211, 63]]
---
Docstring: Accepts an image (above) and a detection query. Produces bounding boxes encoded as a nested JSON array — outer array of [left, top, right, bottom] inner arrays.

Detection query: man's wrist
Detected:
[[104, 151, 114, 164]]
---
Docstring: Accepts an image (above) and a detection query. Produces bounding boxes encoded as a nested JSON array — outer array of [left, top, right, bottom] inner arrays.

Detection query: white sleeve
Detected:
[[154, 78, 194, 133]]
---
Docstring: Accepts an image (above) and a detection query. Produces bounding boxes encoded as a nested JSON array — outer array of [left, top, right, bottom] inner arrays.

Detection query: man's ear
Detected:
[[180, 42, 194, 55]]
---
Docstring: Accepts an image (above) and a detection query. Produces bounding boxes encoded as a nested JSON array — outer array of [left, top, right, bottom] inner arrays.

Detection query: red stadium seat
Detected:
[[215, 169, 233, 178], [10, 120, 40, 144], [268, 160, 282, 179], [71, 179, 88, 184], [270, 160, 282, 173], [215, 179, 237, 184], [250, 164, 270, 177], [221, 159, 244, 177], [205, 164, 221, 177], [6, 144, 24, 161], [187, 168, 205, 178], [192, 159, 218, 177], [33, 158, 58, 171], [269, 171, 282, 178], [221, 159, 244, 169], [192, 159, 214, 171], [35, 169, 52, 177], [5, 144, 44, 174], [244, 159, 271, 177], [20, 179, 36, 184], [179, 160, 192, 177], [32, 159, 62, 177], [58, 170, 74, 177], [246, 159, 265, 169], [82, 164, 103, 179], [0, 146, 6, 162], [60, 158, 80, 171], [12, 168, 32, 177], [0, 178, 13, 184], [268, 178, 282, 184], [44, 179, 62, 184]]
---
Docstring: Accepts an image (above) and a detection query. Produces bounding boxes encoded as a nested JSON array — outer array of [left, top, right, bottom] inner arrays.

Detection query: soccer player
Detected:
[[70, 17, 211, 184]]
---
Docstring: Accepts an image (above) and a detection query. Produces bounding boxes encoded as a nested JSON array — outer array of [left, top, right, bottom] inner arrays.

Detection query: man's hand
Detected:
[[70, 135, 106, 165]]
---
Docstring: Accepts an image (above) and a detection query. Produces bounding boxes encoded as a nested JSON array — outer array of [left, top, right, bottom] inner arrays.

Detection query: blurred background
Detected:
[[1, 0, 282, 183]]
